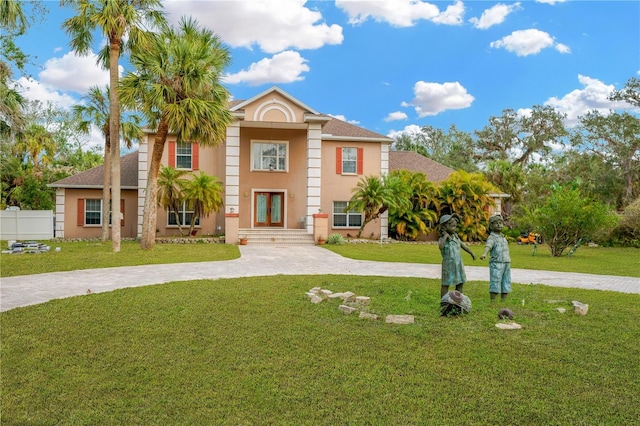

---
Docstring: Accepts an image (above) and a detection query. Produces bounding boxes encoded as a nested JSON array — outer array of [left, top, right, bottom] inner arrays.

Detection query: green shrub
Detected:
[[326, 233, 346, 245]]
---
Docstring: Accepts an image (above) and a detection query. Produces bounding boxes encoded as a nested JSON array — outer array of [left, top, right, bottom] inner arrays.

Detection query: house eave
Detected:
[[321, 135, 394, 143], [48, 184, 138, 190]]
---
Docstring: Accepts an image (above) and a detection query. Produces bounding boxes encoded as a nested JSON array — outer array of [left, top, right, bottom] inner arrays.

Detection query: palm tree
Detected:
[[388, 170, 439, 241], [13, 123, 55, 171], [157, 166, 189, 236], [61, 0, 166, 252], [438, 170, 498, 242], [347, 174, 411, 238], [120, 17, 233, 249], [182, 171, 224, 236], [73, 85, 143, 242]]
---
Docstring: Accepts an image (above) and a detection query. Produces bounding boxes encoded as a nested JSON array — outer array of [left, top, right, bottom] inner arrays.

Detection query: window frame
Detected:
[[175, 142, 193, 169], [332, 201, 363, 229], [250, 140, 289, 172], [84, 198, 102, 226], [167, 200, 200, 228]]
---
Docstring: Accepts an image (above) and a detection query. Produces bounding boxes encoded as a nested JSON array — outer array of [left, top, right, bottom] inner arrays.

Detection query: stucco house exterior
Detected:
[[50, 86, 395, 244]]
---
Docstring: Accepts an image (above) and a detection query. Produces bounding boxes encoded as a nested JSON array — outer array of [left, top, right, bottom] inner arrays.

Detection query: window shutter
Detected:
[[336, 147, 342, 174], [357, 148, 364, 175], [120, 199, 125, 226], [77, 199, 84, 226], [169, 141, 176, 167], [192, 143, 199, 170]]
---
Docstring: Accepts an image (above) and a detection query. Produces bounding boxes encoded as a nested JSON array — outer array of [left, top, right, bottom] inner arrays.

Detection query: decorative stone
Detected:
[[310, 295, 323, 304], [359, 312, 379, 320], [328, 293, 344, 299], [495, 322, 522, 330], [309, 287, 322, 294], [320, 289, 333, 298], [341, 291, 356, 302], [572, 301, 589, 316], [338, 305, 357, 314], [385, 315, 414, 324], [355, 296, 370, 305], [557, 308, 566, 314], [305, 292, 317, 299]]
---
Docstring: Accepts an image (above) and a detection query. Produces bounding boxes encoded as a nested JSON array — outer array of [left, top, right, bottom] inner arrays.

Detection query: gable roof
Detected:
[[230, 86, 321, 115], [388, 151, 455, 183], [48, 151, 139, 189]]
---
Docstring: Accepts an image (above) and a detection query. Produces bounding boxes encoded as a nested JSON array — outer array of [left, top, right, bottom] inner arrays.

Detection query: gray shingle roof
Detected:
[[48, 151, 138, 188], [388, 151, 454, 183]]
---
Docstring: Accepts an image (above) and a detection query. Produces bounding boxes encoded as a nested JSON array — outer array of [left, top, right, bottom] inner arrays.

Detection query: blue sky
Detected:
[[11, 0, 640, 150]]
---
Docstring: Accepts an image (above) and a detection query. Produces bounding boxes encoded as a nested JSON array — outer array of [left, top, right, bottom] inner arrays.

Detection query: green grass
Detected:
[[2, 276, 639, 424], [0, 240, 240, 277], [325, 242, 640, 277]]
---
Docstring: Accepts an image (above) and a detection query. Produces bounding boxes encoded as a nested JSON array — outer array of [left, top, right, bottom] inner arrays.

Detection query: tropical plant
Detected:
[[326, 233, 346, 245], [61, 0, 166, 252], [73, 85, 143, 241], [157, 166, 190, 236], [12, 123, 55, 170], [181, 171, 224, 236], [347, 174, 411, 238], [387, 169, 439, 241], [437, 170, 497, 242], [120, 16, 233, 249]]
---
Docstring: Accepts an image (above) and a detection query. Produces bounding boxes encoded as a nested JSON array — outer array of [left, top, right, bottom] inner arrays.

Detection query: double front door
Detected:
[[254, 192, 284, 227]]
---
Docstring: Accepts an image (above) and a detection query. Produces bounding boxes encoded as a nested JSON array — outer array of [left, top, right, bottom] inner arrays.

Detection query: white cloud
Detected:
[[335, 0, 464, 27], [555, 43, 571, 54], [328, 114, 359, 125], [490, 28, 568, 57], [544, 74, 622, 126], [404, 81, 475, 117], [164, 0, 343, 54], [39, 51, 110, 94], [14, 77, 79, 110], [223, 51, 310, 86], [469, 2, 521, 30], [385, 111, 408, 122], [387, 124, 422, 140]]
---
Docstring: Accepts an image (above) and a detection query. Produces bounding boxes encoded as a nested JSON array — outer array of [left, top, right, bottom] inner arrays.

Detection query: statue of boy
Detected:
[[480, 214, 511, 301], [438, 214, 476, 297]]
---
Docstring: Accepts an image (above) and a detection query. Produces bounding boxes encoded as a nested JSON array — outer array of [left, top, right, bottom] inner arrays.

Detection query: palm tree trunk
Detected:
[[101, 138, 111, 242], [109, 38, 121, 253], [140, 120, 169, 249]]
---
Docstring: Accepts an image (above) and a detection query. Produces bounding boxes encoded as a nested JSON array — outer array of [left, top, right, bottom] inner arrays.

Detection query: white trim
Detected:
[[254, 99, 296, 122]]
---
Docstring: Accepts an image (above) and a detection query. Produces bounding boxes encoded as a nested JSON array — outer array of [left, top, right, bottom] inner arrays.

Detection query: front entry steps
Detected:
[[239, 228, 315, 246]]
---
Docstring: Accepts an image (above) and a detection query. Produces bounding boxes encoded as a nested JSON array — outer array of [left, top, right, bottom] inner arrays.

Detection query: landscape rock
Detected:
[[355, 296, 370, 305], [385, 315, 414, 324], [310, 295, 323, 304], [572, 301, 589, 315], [338, 305, 357, 314], [495, 322, 522, 330], [359, 312, 379, 320]]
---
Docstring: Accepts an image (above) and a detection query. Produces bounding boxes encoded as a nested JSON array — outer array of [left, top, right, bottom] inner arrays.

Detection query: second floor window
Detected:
[[252, 141, 287, 172], [336, 147, 363, 175], [176, 142, 192, 169]]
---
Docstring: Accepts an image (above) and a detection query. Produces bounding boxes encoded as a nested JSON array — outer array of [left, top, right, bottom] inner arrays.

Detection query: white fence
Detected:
[[0, 210, 54, 240]]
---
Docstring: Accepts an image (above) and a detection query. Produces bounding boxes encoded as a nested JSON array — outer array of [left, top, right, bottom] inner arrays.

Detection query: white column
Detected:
[[225, 122, 241, 213], [306, 123, 322, 234], [55, 188, 65, 238], [137, 140, 149, 238], [380, 143, 390, 240]]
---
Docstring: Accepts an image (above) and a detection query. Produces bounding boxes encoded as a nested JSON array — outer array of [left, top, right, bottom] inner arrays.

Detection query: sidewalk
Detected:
[[1, 245, 639, 312]]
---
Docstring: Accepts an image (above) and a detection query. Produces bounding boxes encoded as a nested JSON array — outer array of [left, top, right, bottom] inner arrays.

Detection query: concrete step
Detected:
[[239, 229, 316, 246]]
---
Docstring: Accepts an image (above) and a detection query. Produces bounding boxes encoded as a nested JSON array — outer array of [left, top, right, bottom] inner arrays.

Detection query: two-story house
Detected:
[[50, 86, 394, 244]]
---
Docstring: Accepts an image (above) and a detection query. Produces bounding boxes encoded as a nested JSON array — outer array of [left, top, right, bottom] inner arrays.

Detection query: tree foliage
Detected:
[[182, 171, 224, 236], [387, 170, 439, 240], [475, 105, 568, 167], [437, 170, 497, 242], [521, 182, 618, 256]]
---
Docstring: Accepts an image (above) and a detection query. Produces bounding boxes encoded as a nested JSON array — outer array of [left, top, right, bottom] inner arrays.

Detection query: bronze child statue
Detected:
[[480, 214, 511, 301], [438, 214, 476, 297]]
